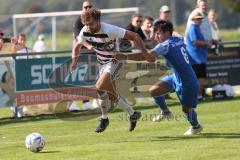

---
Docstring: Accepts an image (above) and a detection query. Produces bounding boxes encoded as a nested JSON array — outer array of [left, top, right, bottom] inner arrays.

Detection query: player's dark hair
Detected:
[[154, 20, 173, 35], [81, 8, 101, 24]]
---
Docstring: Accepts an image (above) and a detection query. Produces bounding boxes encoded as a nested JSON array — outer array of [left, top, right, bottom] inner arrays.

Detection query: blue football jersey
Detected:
[[152, 36, 198, 87]]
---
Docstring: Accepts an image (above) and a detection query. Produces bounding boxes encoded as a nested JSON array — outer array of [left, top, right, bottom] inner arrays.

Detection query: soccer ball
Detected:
[[25, 133, 45, 153]]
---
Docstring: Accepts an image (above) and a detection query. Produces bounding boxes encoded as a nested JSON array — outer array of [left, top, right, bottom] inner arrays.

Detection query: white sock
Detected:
[[101, 114, 108, 119], [117, 94, 134, 116], [98, 91, 110, 119]]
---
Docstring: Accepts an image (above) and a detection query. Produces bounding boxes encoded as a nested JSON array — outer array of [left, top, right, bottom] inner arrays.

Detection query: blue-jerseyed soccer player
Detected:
[[115, 20, 203, 135]]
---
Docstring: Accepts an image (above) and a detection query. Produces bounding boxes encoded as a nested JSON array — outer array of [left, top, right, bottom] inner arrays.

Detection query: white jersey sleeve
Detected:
[[77, 26, 87, 44], [101, 23, 126, 39]]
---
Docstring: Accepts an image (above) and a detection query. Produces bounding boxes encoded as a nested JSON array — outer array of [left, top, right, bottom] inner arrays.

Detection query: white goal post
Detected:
[[12, 7, 139, 51]]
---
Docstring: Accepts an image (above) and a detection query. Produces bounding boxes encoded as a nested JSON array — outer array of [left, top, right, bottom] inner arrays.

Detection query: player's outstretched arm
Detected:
[[142, 51, 157, 63], [114, 53, 145, 61], [123, 31, 147, 54], [113, 52, 155, 62]]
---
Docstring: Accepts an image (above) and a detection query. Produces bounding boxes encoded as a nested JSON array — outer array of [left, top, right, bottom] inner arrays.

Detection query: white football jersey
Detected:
[[78, 22, 126, 65]]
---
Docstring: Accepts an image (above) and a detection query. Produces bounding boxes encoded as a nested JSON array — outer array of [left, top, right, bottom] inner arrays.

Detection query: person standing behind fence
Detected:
[[154, 5, 171, 23], [16, 33, 32, 59], [68, 0, 95, 111], [14, 33, 33, 117], [186, 10, 211, 101], [185, 0, 212, 100], [141, 16, 154, 40], [126, 13, 146, 41], [208, 9, 222, 55], [208, 9, 220, 42], [186, 0, 212, 42], [0, 29, 17, 55], [33, 34, 46, 58], [154, 5, 180, 37]]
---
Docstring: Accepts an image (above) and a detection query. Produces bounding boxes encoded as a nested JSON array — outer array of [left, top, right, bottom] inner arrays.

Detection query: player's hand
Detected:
[[206, 42, 212, 48]]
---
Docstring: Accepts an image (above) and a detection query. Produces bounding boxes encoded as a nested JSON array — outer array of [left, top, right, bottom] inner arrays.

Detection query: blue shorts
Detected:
[[161, 74, 198, 108]]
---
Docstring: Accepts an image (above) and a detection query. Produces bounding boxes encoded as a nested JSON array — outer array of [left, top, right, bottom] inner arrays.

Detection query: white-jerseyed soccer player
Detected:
[[71, 8, 147, 133]]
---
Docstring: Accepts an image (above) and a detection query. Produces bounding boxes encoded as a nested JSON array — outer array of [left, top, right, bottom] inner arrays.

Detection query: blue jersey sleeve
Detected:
[[152, 41, 169, 56]]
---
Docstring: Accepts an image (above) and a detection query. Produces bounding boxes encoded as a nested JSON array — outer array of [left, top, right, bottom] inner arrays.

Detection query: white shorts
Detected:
[[98, 59, 123, 81]]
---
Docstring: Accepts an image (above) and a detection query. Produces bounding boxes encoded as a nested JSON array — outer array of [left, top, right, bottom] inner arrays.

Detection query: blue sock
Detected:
[[152, 95, 168, 111], [184, 108, 199, 128]]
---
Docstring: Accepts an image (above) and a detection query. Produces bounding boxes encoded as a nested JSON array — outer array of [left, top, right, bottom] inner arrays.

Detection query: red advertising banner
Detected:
[[16, 86, 98, 106]]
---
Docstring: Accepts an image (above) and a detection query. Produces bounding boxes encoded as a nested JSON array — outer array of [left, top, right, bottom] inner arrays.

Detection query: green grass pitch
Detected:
[[0, 97, 240, 160]]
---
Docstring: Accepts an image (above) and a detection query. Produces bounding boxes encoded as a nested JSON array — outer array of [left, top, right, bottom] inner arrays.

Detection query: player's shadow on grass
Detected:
[[201, 132, 240, 139], [133, 101, 180, 111], [0, 114, 57, 126], [1, 97, 239, 125], [153, 132, 240, 141], [198, 96, 240, 104]]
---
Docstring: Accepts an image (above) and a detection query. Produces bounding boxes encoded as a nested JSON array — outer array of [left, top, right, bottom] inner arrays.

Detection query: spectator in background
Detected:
[[186, 0, 212, 42], [186, 0, 212, 100], [72, 0, 94, 40], [14, 33, 33, 117], [208, 9, 222, 55], [141, 16, 156, 49], [33, 34, 46, 58], [208, 9, 221, 43], [141, 16, 154, 40], [68, 0, 96, 111], [154, 5, 180, 37], [126, 13, 146, 41], [0, 30, 16, 54], [186, 10, 211, 101], [10, 37, 18, 45], [16, 33, 32, 59], [154, 5, 171, 23]]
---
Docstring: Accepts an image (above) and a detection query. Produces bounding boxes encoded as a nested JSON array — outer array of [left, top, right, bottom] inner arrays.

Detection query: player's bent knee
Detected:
[[149, 86, 159, 96]]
